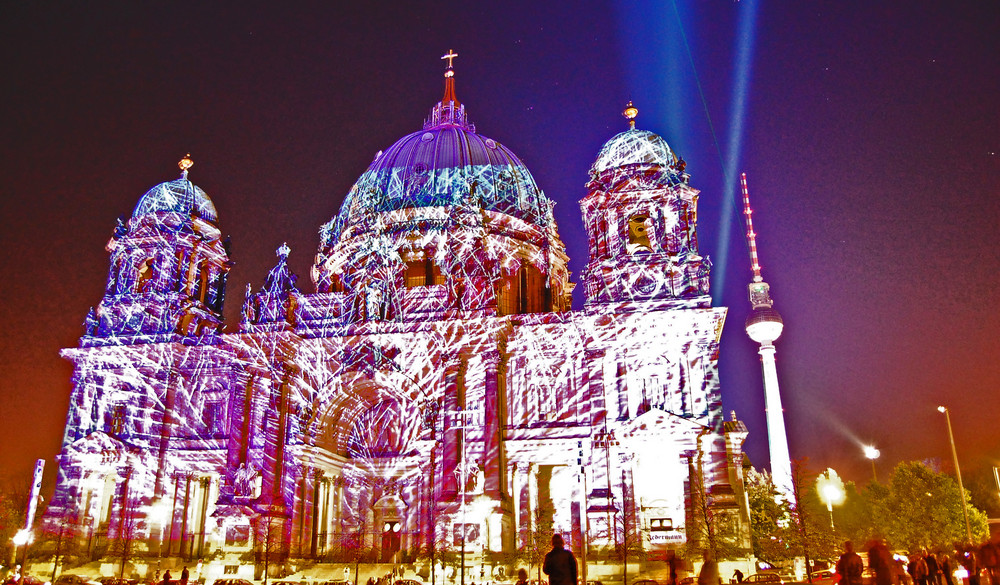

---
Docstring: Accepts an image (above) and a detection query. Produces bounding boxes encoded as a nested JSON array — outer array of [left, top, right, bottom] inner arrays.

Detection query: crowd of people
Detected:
[[836, 537, 1000, 585]]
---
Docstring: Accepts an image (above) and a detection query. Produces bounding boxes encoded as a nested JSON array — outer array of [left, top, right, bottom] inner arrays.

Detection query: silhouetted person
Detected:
[[698, 552, 721, 585], [543, 534, 577, 585], [161, 570, 172, 585], [837, 541, 864, 585], [180, 567, 189, 585], [867, 540, 893, 585], [666, 550, 679, 585]]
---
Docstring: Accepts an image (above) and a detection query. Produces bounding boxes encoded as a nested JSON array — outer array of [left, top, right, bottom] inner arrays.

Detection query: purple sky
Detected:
[[1, 1, 997, 491]]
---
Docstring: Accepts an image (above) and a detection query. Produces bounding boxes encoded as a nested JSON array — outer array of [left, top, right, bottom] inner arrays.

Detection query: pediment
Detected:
[[621, 407, 707, 438]]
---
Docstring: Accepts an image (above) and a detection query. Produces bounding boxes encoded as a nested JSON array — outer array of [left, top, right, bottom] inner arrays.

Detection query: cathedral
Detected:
[[45, 57, 752, 581]]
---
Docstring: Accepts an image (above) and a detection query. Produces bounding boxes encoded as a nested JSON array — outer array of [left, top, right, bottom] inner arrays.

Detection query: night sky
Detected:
[[1, 1, 997, 491]]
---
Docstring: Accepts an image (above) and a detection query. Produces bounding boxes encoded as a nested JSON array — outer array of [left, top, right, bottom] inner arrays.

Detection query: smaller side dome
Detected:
[[590, 128, 678, 176], [132, 157, 218, 222]]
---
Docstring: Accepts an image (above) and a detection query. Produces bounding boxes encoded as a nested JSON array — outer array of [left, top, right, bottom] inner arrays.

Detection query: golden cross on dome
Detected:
[[441, 49, 458, 69]]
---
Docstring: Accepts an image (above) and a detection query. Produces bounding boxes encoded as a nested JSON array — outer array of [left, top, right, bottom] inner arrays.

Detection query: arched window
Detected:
[[136, 258, 155, 293], [194, 260, 209, 303], [496, 271, 518, 316], [404, 257, 443, 288], [497, 262, 549, 315], [627, 214, 652, 253]]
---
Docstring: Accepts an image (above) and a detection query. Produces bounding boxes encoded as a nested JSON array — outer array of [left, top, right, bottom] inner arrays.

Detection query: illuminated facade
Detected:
[[46, 61, 751, 579]]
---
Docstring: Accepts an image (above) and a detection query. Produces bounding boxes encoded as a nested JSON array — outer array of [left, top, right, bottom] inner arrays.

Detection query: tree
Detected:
[[745, 460, 838, 571], [828, 481, 878, 549], [0, 479, 30, 569], [686, 456, 747, 564], [746, 469, 796, 563], [614, 480, 645, 585], [253, 514, 289, 585], [965, 466, 1000, 519], [789, 460, 838, 569], [872, 461, 989, 551], [520, 502, 554, 584], [105, 470, 140, 579]]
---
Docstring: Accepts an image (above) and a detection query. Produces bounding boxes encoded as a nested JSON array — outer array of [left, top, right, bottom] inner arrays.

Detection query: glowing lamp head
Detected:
[[937, 405, 947, 413], [13, 529, 33, 546], [820, 483, 846, 506], [745, 306, 783, 343], [863, 445, 880, 460], [148, 500, 172, 527], [816, 468, 846, 507]]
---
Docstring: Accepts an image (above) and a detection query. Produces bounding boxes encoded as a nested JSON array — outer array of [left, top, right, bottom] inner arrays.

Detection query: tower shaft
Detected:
[[758, 342, 792, 497]]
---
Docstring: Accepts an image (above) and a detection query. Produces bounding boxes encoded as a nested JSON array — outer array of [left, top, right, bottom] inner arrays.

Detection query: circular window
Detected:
[[421, 132, 434, 142], [635, 274, 657, 294], [485, 139, 497, 149]]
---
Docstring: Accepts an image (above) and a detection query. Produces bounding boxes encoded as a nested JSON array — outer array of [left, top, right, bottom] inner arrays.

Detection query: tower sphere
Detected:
[[745, 306, 783, 343]]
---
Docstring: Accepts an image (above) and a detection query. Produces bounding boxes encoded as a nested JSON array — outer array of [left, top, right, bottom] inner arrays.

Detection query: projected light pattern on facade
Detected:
[[46, 62, 751, 580]]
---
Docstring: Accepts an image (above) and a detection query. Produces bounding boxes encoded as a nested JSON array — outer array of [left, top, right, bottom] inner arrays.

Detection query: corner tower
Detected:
[[580, 103, 710, 307], [86, 156, 232, 341]]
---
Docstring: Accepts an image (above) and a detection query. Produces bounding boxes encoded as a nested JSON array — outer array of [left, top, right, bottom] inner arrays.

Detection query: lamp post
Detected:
[[863, 445, 880, 483], [13, 529, 34, 585], [938, 406, 973, 543], [148, 500, 172, 577], [815, 469, 845, 530]]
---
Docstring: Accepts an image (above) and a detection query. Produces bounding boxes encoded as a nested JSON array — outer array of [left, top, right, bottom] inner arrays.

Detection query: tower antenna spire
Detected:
[[741, 172, 763, 284]]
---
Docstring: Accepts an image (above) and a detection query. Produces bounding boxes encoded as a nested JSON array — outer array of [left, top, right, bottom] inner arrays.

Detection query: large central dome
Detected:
[[324, 68, 552, 243], [311, 57, 573, 320]]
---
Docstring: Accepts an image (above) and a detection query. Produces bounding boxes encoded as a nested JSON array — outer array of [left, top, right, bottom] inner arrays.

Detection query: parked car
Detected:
[[633, 579, 660, 585], [744, 573, 784, 585], [808, 570, 839, 585], [56, 575, 101, 585], [213, 579, 254, 585], [7, 575, 45, 585], [394, 580, 422, 585], [100, 578, 138, 585]]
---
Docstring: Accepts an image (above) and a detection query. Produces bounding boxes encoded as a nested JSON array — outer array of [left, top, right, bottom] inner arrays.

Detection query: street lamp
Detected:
[[863, 445, 880, 483], [13, 529, 34, 585], [147, 500, 172, 576], [816, 469, 845, 529], [938, 406, 973, 543]]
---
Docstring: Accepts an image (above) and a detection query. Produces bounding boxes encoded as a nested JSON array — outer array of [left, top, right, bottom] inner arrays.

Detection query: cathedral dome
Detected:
[[590, 128, 678, 176], [325, 80, 551, 242], [132, 156, 218, 223], [312, 56, 573, 319]]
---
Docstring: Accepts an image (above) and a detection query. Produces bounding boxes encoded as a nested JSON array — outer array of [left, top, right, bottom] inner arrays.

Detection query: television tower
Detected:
[[741, 173, 793, 500]]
